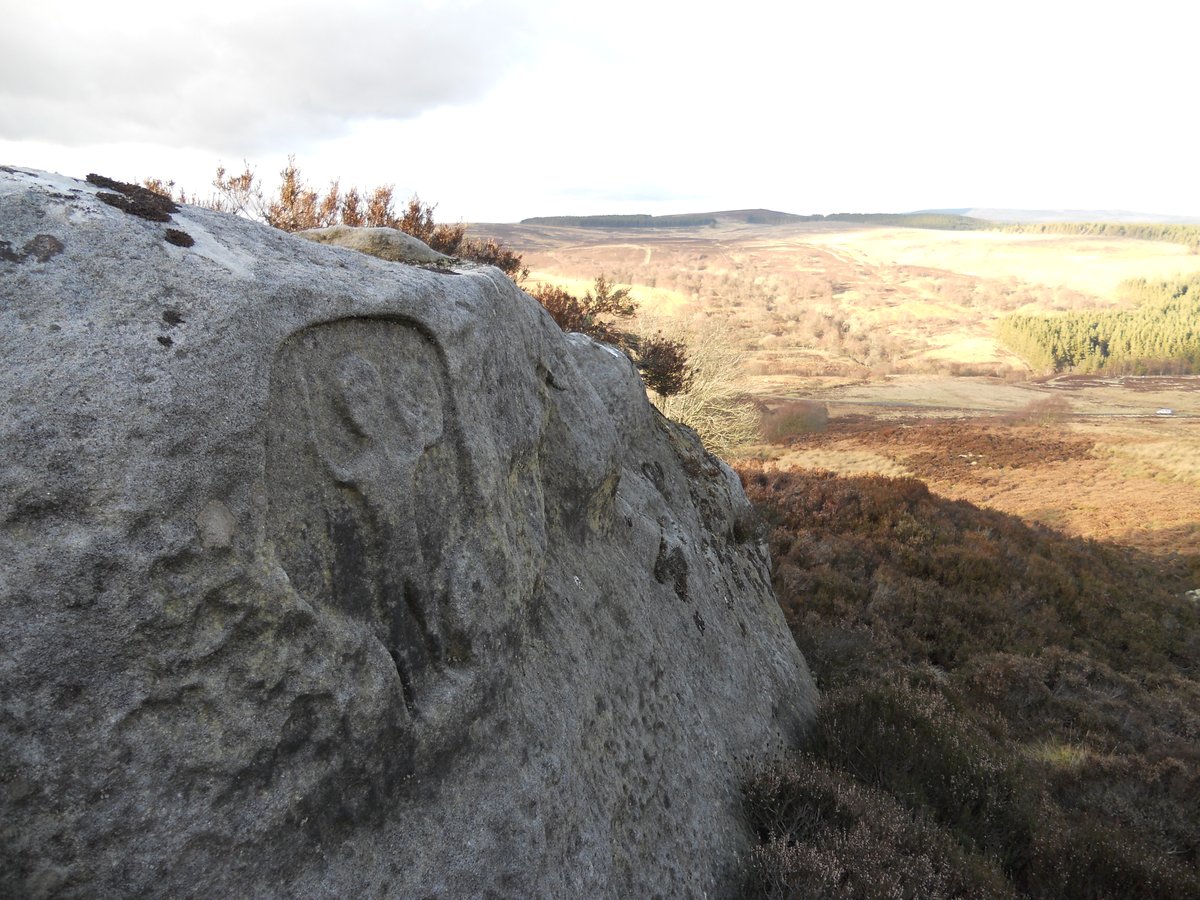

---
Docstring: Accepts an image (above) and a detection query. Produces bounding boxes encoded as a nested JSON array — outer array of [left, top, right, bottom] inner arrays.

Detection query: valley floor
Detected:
[[744, 375, 1200, 559]]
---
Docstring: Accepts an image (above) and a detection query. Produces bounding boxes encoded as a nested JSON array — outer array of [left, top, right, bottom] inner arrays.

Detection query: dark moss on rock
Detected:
[[0, 234, 64, 264], [165, 228, 194, 247], [87, 173, 178, 222]]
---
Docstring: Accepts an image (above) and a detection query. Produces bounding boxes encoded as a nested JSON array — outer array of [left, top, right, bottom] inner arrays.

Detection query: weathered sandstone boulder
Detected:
[[297, 223, 452, 265], [0, 167, 817, 898]]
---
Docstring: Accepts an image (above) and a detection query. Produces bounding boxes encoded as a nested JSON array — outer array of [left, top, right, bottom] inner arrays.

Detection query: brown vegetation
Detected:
[[736, 463, 1200, 898], [756, 413, 1200, 558], [760, 400, 829, 443], [529, 275, 638, 346], [145, 158, 527, 279], [528, 275, 691, 399], [469, 220, 1200, 393]]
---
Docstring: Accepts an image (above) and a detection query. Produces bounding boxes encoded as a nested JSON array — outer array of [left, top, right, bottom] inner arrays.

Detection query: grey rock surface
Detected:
[[0, 167, 818, 899], [297, 224, 451, 265]]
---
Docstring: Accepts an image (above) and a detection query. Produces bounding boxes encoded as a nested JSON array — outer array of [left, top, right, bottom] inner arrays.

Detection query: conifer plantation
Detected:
[[997, 275, 1200, 373]]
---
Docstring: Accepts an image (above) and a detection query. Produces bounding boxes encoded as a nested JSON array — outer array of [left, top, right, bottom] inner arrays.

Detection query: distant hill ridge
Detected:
[[516, 209, 1200, 249], [520, 210, 982, 229], [522, 208, 1200, 229], [922, 207, 1200, 225]]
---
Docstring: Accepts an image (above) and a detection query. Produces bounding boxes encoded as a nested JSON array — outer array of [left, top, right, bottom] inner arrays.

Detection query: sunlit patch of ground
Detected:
[[746, 410, 1200, 558], [479, 219, 1200, 560], [478, 220, 1200, 381], [800, 227, 1200, 300], [1085, 420, 1200, 484], [917, 335, 1016, 366], [751, 446, 911, 478]]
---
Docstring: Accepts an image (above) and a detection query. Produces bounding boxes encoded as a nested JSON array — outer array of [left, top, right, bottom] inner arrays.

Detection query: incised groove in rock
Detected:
[[266, 317, 478, 723]]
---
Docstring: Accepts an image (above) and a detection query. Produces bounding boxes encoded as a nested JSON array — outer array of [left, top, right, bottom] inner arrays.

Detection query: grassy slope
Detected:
[[473, 220, 1200, 385], [735, 463, 1200, 898], [752, 413, 1200, 559], [488, 217, 1200, 894]]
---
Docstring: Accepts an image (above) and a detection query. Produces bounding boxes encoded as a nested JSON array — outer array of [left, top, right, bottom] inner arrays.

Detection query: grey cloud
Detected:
[[0, 2, 543, 152]]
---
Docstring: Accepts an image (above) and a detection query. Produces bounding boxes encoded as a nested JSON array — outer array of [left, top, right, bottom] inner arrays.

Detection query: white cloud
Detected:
[[0, 0, 546, 153], [2, 0, 1198, 219]]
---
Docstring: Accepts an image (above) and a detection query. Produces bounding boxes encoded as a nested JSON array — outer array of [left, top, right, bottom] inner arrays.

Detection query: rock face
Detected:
[[0, 168, 818, 898], [297, 224, 452, 265]]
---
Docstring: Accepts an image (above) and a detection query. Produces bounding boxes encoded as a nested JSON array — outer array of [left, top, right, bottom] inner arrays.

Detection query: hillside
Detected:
[[928, 208, 1200, 226], [483, 212, 1200, 895], [470, 217, 1200, 388], [518, 210, 985, 230], [736, 462, 1200, 898]]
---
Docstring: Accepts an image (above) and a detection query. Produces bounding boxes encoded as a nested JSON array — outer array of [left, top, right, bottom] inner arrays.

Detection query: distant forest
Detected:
[[861, 216, 1200, 248], [996, 274, 1200, 373], [1000, 221, 1200, 252], [739, 212, 984, 229], [892, 217, 1200, 250]]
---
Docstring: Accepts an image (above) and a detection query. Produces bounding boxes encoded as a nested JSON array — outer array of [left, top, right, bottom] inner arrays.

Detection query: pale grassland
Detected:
[[525, 271, 693, 316], [477, 220, 1200, 557], [921, 335, 1013, 364], [812, 375, 1045, 412], [802, 228, 1200, 300], [1085, 420, 1200, 484], [762, 447, 911, 478], [478, 220, 1200, 382], [809, 375, 1199, 418]]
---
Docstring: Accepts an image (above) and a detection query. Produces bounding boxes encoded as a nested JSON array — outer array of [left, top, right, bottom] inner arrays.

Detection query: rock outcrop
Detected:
[[297, 224, 452, 265], [0, 167, 817, 898]]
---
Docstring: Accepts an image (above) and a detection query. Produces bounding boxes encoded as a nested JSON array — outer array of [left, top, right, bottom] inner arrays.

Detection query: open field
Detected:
[[743, 409, 1200, 559], [471, 218, 1200, 894], [743, 373, 1200, 556], [474, 219, 1200, 562], [474, 219, 1200, 387], [801, 228, 1200, 299], [795, 373, 1200, 418]]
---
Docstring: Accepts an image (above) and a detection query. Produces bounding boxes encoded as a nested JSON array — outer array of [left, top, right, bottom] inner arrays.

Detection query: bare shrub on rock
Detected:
[[143, 157, 526, 279], [529, 279, 758, 453], [530, 277, 690, 400], [529, 275, 637, 346], [650, 324, 760, 454]]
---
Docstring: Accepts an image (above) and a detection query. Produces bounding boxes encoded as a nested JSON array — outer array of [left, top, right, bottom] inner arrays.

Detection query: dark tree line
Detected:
[[996, 275, 1200, 373], [1001, 221, 1200, 252]]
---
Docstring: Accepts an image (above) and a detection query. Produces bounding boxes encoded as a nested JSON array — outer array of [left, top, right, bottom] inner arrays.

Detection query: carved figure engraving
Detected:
[[266, 318, 473, 718]]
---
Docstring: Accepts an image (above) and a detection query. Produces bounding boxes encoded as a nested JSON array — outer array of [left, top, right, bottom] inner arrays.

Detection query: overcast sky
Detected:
[[3, 0, 1197, 222]]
